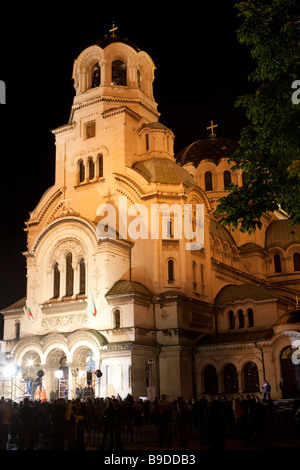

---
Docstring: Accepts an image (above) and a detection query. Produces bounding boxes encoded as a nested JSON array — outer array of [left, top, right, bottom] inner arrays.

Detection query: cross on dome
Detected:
[[109, 22, 118, 37], [206, 120, 218, 138]]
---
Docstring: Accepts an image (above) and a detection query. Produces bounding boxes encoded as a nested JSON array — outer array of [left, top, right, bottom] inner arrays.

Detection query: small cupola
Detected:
[[137, 122, 174, 160]]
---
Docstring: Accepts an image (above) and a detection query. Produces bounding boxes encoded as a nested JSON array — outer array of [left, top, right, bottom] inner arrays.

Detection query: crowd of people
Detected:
[[0, 392, 298, 450]]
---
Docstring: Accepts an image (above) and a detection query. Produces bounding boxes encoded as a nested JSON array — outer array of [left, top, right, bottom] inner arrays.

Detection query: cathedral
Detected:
[[1, 29, 300, 402]]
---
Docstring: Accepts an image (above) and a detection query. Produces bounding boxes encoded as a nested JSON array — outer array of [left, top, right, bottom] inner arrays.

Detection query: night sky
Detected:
[[0, 2, 255, 327]]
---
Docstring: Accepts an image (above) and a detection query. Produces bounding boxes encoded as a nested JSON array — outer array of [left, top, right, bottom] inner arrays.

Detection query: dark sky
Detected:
[[0, 2, 255, 321]]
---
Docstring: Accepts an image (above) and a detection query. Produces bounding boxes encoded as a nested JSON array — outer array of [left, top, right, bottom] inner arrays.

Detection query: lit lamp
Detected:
[[4, 363, 19, 378], [55, 370, 63, 379]]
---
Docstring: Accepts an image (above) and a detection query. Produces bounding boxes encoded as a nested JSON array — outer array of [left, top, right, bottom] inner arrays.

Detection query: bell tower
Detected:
[[71, 26, 159, 121], [52, 26, 162, 191]]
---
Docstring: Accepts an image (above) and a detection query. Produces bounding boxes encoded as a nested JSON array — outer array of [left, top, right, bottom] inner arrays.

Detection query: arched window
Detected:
[[98, 154, 103, 178], [91, 62, 101, 88], [203, 364, 218, 394], [244, 362, 259, 392], [65, 252, 74, 297], [247, 308, 254, 327], [223, 171, 231, 189], [79, 258, 86, 295], [238, 309, 244, 328], [200, 264, 204, 286], [112, 59, 127, 86], [79, 159, 85, 183], [223, 363, 238, 393], [15, 321, 20, 340], [293, 252, 300, 271], [166, 220, 173, 239], [137, 70, 141, 89], [205, 171, 213, 191], [168, 259, 175, 282], [88, 157, 94, 180], [274, 254, 282, 273], [228, 310, 235, 329], [280, 346, 300, 398], [193, 261, 197, 289], [114, 309, 121, 329], [53, 262, 60, 299]]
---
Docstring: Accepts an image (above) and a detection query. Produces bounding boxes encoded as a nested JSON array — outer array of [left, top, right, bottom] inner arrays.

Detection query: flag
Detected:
[[23, 304, 34, 322], [91, 290, 97, 317]]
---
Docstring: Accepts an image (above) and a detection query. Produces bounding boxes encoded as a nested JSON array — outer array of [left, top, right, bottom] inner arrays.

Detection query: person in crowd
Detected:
[[51, 398, 67, 450], [262, 380, 271, 400], [100, 400, 117, 450], [279, 378, 288, 399], [18, 397, 34, 450], [0, 397, 12, 450]]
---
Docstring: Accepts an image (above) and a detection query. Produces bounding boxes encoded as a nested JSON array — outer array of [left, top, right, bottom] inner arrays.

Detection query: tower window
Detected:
[[137, 70, 141, 89], [112, 59, 127, 86], [88, 157, 94, 180], [223, 171, 231, 189], [247, 308, 254, 327], [79, 159, 85, 183], [79, 258, 86, 295], [65, 252, 74, 297], [145, 134, 149, 151], [53, 262, 60, 299], [15, 321, 20, 340], [274, 254, 282, 273], [192, 260, 197, 289], [205, 171, 213, 191], [168, 259, 175, 282], [293, 252, 300, 271], [166, 219, 173, 239], [228, 310, 235, 329], [91, 62, 101, 88], [238, 309, 244, 328], [98, 154, 103, 178], [114, 309, 121, 328]]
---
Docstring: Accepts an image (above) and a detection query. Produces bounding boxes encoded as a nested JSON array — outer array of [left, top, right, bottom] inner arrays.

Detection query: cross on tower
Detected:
[[206, 120, 218, 138], [109, 22, 118, 37]]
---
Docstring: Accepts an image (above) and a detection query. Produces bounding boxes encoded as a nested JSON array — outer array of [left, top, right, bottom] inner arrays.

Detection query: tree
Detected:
[[216, 0, 300, 233]]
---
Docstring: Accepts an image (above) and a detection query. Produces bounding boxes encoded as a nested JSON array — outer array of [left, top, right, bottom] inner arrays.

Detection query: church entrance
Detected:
[[45, 348, 69, 400], [20, 351, 43, 399], [71, 347, 98, 399], [280, 346, 300, 398]]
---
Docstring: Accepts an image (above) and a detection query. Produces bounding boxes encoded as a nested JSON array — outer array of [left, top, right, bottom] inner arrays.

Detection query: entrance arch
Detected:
[[280, 346, 300, 398], [71, 345, 100, 399], [45, 347, 70, 400], [20, 350, 43, 397]]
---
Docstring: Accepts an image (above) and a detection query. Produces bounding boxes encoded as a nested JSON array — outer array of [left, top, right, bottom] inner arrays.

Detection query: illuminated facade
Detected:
[[1, 32, 300, 401]]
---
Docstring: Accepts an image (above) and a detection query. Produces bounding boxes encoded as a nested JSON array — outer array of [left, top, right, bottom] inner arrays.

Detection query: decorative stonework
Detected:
[[41, 313, 88, 331]]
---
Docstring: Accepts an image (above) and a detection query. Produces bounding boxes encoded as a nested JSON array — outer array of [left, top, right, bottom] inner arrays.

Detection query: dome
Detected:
[[105, 280, 153, 297], [265, 219, 300, 250], [132, 157, 197, 186], [210, 219, 236, 246], [94, 35, 140, 52], [139, 122, 171, 132], [175, 137, 238, 167], [274, 307, 300, 326], [215, 284, 278, 305]]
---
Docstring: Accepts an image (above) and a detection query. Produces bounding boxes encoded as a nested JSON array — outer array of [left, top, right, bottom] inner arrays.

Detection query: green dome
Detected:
[[265, 219, 300, 250], [132, 157, 196, 186]]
